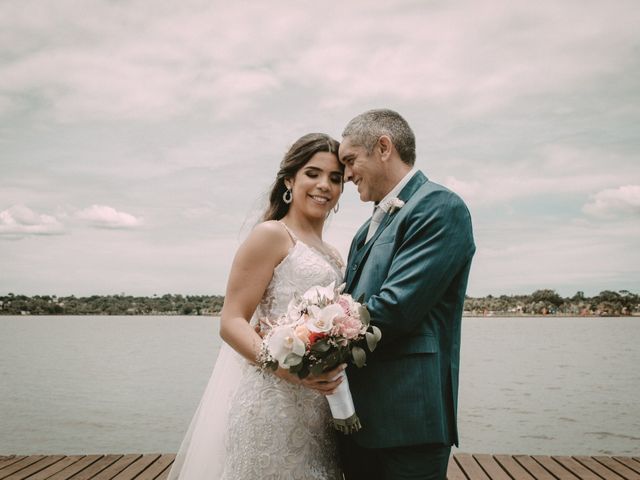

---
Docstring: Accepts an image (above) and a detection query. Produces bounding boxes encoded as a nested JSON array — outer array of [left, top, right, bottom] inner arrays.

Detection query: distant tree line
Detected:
[[0, 293, 224, 316], [464, 289, 639, 316], [0, 289, 637, 316]]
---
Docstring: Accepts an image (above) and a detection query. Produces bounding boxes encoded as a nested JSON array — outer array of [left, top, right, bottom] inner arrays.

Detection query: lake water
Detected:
[[1, 315, 638, 455]]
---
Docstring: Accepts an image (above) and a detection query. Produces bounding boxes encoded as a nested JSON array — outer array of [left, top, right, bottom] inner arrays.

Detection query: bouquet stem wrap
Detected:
[[326, 370, 361, 434]]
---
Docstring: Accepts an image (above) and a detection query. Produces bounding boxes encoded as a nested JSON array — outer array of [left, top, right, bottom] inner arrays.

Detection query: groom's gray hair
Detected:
[[342, 108, 416, 166]]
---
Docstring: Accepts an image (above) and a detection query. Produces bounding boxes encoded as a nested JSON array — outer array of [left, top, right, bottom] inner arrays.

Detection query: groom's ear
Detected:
[[377, 135, 393, 162]]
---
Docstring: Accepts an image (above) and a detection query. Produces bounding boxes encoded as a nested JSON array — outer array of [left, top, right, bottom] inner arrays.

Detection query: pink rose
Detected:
[[338, 296, 352, 316], [332, 315, 363, 340]]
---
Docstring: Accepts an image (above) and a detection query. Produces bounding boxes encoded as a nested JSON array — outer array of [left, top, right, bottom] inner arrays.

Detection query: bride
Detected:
[[168, 133, 346, 480]]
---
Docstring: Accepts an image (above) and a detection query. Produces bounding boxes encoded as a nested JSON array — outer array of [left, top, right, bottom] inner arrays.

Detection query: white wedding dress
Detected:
[[168, 224, 344, 480]]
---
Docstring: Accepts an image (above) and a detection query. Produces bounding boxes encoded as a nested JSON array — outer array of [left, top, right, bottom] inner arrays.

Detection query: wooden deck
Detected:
[[0, 453, 638, 480]]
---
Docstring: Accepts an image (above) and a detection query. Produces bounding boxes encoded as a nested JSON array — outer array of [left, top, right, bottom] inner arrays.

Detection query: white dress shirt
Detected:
[[365, 167, 417, 242]]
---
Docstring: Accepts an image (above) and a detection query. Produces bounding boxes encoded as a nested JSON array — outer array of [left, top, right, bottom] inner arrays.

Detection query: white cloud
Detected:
[[283, 1, 640, 114], [0, 205, 64, 236], [2, 0, 638, 123], [442, 144, 640, 207], [76, 205, 142, 229], [583, 185, 640, 218], [0, 1, 284, 122]]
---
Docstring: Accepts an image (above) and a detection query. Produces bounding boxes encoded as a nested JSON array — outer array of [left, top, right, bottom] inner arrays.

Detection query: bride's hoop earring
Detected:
[[283, 188, 293, 204], [333, 202, 340, 213]]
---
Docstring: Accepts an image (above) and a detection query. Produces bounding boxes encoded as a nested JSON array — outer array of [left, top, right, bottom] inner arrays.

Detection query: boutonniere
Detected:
[[387, 198, 405, 214]]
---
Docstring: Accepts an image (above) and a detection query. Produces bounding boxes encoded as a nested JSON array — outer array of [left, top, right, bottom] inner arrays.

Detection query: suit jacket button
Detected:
[[352, 264, 358, 270]]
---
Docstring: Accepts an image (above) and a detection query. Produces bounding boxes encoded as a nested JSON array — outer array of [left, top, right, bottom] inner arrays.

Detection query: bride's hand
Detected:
[[273, 364, 346, 395], [273, 367, 303, 385], [301, 364, 346, 396]]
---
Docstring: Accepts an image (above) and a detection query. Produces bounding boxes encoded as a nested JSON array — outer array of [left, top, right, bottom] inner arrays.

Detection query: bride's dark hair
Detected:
[[263, 133, 341, 221]]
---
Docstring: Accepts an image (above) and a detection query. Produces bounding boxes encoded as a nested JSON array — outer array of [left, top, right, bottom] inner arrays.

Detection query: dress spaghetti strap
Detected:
[[277, 220, 298, 243]]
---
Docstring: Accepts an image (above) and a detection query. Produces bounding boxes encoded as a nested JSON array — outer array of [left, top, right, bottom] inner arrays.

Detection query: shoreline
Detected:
[[462, 312, 640, 318]]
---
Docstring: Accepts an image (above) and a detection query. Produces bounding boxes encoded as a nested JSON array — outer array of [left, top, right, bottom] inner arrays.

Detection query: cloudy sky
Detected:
[[1, 0, 639, 298]]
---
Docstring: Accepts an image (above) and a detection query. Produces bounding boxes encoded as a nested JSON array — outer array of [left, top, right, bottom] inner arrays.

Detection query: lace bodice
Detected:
[[254, 231, 344, 333]]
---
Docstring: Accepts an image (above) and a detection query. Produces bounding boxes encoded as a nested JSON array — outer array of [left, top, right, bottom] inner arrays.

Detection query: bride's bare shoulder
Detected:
[[250, 220, 290, 242], [238, 220, 292, 260]]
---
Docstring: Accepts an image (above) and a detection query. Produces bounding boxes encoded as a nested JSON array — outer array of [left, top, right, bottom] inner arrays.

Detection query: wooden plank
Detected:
[[473, 455, 511, 480], [2, 454, 639, 480], [494, 454, 537, 480], [0, 459, 25, 472], [574, 456, 626, 480], [26, 455, 90, 480], [154, 470, 170, 480], [455, 454, 491, 480], [2, 456, 65, 480], [80, 455, 139, 480], [46, 455, 104, 480], [593, 457, 640, 480], [133, 455, 174, 480], [448, 455, 468, 480], [514, 455, 558, 480], [553, 456, 603, 480], [533, 455, 582, 480], [0, 456, 46, 480], [65, 455, 123, 480], [613, 459, 640, 476], [110, 455, 160, 480], [155, 463, 177, 480]]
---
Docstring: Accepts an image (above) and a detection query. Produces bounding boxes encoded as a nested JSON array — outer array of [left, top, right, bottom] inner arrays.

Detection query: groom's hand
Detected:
[[302, 364, 346, 395]]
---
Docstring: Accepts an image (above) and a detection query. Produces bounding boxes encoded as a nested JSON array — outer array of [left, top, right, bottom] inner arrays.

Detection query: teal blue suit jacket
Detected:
[[344, 170, 475, 449]]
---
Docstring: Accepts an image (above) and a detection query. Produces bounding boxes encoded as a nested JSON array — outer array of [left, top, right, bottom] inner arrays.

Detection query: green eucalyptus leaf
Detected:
[[313, 350, 330, 361], [298, 364, 310, 379], [358, 305, 370, 326], [289, 362, 303, 375], [310, 339, 331, 353], [371, 325, 382, 340], [365, 331, 380, 352], [351, 346, 366, 368], [282, 353, 303, 367], [310, 362, 326, 376], [324, 350, 342, 370]]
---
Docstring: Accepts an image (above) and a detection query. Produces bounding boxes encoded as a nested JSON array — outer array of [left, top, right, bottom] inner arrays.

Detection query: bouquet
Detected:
[[259, 281, 381, 433]]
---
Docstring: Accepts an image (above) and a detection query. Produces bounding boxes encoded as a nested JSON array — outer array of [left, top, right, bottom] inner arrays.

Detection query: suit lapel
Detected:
[[395, 169, 428, 205], [354, 219, 371, 252], [345, 171, 428, 292], [345, 220, 370, 287]]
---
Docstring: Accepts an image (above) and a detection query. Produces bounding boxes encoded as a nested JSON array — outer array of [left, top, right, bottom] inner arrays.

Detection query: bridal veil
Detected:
[[167, 342, 244, 480]]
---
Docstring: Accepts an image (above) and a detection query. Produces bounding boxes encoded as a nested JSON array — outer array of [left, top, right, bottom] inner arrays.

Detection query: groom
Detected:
[[338, 109, 475, 480]]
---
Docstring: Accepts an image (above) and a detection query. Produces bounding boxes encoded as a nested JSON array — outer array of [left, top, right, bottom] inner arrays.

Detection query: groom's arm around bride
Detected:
[[338, 109, 475, 480]]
